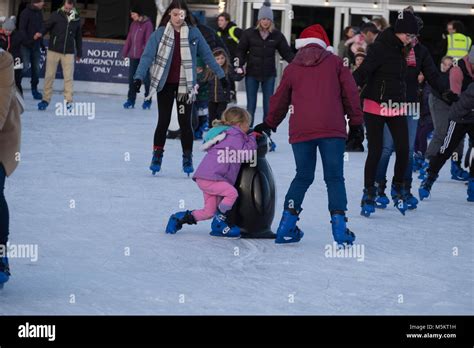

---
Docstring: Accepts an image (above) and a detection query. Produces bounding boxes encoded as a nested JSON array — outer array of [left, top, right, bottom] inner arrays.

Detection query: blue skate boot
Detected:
[[142, 100, 152, 110], [419, 173, 438, 201], [330, 211, 356, 248], [0, 257, 10, 289], [360, 187, 376, 217], [123, 100, 135, 109], [166, 210, 196, 234], [412, 151, 425, 173], [182, 151, 194, 176], [391, 182, 408, 215], [375, 180, 390, 209], [38, 100, 49, 110], [403, 179, 418, 210], [275, 208, 304, 244], [32, 89, 42, 100], [451, 160, 469, 181], [150, 148, 164, 175], [467, 178, 474, 202], [210, 210, 240, 238]]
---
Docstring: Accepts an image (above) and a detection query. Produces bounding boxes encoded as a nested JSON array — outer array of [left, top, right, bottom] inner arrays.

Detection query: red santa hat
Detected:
[[295, 24, 334, 53]]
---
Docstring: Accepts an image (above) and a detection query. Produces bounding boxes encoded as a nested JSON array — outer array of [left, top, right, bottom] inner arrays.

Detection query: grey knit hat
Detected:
[[2, 17, 16, 31], [258, 1, 273, 21], [469, 46, 474, 64]]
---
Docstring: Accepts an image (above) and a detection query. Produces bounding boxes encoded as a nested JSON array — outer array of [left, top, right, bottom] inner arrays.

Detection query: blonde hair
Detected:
[[212, 107, 252, 128], [256, 19, 274, 32]]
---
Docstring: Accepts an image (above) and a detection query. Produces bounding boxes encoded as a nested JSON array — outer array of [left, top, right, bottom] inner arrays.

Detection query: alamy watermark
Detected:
[[324, 242, 365, 262], [380, 100, 420, 118], [55, 101, 96, 120], [0, 242, 39, 262], [217, 147, 257, 167]]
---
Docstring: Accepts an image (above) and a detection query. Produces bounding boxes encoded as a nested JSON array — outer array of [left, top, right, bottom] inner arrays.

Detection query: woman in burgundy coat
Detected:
[[254, 24, 363, 247]]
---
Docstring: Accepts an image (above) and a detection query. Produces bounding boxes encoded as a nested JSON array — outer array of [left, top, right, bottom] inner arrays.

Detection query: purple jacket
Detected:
[[122, 17, 153, 59], [193, 126, 258, 185]]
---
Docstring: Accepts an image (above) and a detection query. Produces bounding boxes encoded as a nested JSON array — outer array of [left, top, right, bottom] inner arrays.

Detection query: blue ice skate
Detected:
[[32, 89, 42, 100], [375, 180, 389, 209], [391, 182, 408, 215], [142, 100, 152, 110], [150, 149, 164, 175], [166, 210, 196, 234], [330, 212, 355, 248], [38, 100, 49, 110], [360, 187, 376, 217], [419, 174, 438, 201], [467, 178, 474, 202], [275, 209, 304, 244], [182, 152, 194, 177], [123, 100, 135, 109], [0, 257, 10, 289], [210, 210, 240, 238], [451, 160, 469, 181]]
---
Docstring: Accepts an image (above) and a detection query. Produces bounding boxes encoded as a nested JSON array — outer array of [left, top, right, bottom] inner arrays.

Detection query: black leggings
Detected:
[[154, 84, 193, 152], [0, 165, 9, 249], [428, 121, 474, 178], [15, 69, 23, 95], [208, 101, 227, 128], [364, 112, 409, 188]]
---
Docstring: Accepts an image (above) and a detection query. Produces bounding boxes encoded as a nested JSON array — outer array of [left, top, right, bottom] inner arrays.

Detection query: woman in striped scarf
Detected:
[[134, 0, 226, 176]]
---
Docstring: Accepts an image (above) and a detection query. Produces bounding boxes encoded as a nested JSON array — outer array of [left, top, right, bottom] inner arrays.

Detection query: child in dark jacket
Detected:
[[193, 56, 209, 140], [205, 48, 243, 127], [0, 18, 26, 95], [165, 107, 258, 238]]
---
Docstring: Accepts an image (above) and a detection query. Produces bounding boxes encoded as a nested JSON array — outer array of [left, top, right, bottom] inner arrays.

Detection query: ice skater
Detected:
[[0, 48, 24, 288], [165, 107, 258, 238], [254, 24, 363, 246], [419, 82, 474, 202], [133, 0, 226, 176]]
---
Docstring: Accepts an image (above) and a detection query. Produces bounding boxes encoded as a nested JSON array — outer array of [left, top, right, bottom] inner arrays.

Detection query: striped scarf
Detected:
[[146, 22, 196, 103]]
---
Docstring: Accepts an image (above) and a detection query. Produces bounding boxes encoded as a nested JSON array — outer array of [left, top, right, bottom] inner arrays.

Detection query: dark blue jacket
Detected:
[[19, 4, 44, 49]]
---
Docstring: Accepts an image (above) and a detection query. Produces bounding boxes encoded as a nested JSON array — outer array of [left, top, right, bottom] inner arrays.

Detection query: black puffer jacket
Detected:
[[236, 28, 294, 81], [207, 69, 243, 103], [353, 27, 409, 103], [43, 7, 82, 57]]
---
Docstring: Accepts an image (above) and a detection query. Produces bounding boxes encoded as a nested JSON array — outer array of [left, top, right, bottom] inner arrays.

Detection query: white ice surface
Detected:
[[0, 91, 472, 315]]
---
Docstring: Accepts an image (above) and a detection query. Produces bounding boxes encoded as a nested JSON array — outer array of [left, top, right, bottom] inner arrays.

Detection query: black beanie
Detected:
[[130, 4, 144, 16], [394, 11, 419, 35]]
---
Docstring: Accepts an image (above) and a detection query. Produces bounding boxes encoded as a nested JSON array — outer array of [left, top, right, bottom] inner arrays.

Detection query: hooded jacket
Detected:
[[265, 43, 363, 144], [193, 126, 257, 185], [0, 50, 23, 177], [43, 7, 82, 57], [122, 17, 153, 60]]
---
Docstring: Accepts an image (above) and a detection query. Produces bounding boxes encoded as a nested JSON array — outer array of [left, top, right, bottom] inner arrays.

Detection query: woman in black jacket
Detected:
[[353, 10, 419, 217], [235, 1, 294, 132], [373, 12, 445, 211]]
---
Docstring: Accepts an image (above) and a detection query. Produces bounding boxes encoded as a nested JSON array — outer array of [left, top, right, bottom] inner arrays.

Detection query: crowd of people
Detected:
[[0, 0, 473, 285]]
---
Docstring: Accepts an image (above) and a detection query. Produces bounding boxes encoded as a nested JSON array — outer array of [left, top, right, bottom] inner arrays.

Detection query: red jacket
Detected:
[[266, 44, 363, 144]]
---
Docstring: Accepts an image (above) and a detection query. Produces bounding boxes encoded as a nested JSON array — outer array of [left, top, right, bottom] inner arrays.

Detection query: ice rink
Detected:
[[0, 91, 472, 315]]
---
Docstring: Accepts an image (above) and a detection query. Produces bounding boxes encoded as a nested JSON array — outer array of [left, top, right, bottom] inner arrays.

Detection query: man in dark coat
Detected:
[[19, 0, 45, 99]]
